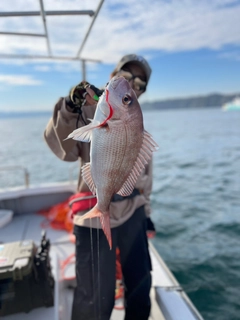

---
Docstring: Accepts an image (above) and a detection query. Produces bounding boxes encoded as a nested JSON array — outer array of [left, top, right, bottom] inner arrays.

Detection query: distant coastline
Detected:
[[0, 111, 52, 118], [141, 92, 240, 111], [1, 93, 239, 117]]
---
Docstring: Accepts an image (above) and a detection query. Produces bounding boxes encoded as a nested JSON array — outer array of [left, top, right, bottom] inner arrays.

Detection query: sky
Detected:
[[0, 0, 240, 111]]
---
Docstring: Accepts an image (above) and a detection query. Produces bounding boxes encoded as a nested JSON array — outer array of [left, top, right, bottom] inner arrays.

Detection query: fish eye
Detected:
[[122, 94, 132, 105]]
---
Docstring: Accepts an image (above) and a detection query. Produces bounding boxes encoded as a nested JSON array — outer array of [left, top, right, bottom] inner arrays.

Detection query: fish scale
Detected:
[[91, 123, 140, 202]]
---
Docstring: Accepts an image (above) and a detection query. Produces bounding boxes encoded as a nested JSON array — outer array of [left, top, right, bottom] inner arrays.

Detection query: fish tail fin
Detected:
[[99, 212, 112, 250], [79, 206, 112, 250]]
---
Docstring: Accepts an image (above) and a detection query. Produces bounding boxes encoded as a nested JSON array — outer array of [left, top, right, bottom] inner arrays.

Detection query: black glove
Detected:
[[68, 81, 104, 109], [66, 82, 104, 127], [146, 217, 156, 239], [69, 81, 90, 107], [146, 217, 156, 232]]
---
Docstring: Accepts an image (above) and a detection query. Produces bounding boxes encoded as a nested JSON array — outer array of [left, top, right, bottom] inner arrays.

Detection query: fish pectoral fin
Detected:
[[117, 130, 158, 197], [64, 120, 100, 142], [78, 206, 112, 250], [81, 163, 96, 195]]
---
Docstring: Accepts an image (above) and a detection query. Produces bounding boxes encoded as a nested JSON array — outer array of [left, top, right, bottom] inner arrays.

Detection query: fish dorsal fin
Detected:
[[65, 120, 100, 142], [81, 162, 96, 195], [117, 130, 158, 197]]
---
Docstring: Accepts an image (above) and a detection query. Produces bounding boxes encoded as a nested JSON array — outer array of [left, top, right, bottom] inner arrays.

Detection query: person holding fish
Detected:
[[44, 54, 157, 320]]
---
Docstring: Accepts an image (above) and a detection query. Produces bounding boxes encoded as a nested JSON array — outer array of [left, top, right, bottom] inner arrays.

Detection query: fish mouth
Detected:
[[110, 76, 129, 90]]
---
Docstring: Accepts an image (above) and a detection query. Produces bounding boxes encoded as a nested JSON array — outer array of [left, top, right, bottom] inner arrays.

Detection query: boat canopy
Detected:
[[0, 0, 104, 79]]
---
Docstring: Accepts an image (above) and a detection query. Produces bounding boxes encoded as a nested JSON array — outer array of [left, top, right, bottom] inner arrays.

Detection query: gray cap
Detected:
[[114, 54, 152, 84]]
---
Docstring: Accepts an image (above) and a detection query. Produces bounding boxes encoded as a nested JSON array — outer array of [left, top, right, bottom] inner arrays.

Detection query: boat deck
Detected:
[[0, 211, 165, 320]]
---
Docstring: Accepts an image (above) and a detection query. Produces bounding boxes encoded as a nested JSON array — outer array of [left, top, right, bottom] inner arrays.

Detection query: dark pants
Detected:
[[71, 206, 152, 320]]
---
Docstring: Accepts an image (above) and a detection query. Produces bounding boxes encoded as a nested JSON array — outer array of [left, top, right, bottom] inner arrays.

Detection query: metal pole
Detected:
[[39, 0, 51, 56], [82, 60, 86, 81], [0, 10, 94, 17], [0, 166, 30, 188], [0, 54, 101, 62], [76, 0, 104, 57], [0, 31, 45, 37]]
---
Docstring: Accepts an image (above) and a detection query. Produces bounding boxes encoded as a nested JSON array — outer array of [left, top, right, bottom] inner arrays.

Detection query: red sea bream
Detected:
[[66, 76, 158, 249]]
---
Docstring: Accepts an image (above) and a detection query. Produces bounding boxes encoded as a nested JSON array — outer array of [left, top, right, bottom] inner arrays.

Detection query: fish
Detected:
[[66, 76, 158, 249]]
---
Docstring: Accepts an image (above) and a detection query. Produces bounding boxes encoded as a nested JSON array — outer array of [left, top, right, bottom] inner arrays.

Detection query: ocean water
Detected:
[[0, 108, 240, 319]]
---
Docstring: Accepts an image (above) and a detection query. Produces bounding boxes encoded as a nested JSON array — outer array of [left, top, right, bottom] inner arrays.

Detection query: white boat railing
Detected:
[[0, 166, 30, 187], [149, 242, 204, 320], [0, 164, 80, 190]]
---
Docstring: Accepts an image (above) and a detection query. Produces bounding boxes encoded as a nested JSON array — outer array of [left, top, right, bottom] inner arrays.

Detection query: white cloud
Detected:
[[34, 65, 51, 72], [0, 0, 240, 65], [0, 75, 42, 85], [219, 51, 240, 61]]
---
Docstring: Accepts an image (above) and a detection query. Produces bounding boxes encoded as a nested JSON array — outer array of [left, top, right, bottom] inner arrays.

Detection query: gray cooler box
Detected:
[[0, 233, 54, 316]]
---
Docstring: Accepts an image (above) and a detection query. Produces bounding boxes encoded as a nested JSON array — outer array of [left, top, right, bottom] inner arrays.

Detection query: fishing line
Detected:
[[21, 218, 30, 241], [89, 218, 97, 319], [76, 108, 87, 128], [97, 219, 101, 320]]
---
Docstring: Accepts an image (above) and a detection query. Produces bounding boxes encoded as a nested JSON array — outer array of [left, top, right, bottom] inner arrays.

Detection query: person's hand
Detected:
[[146, 217, 156, 239], [69, 81, 103, 108]]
